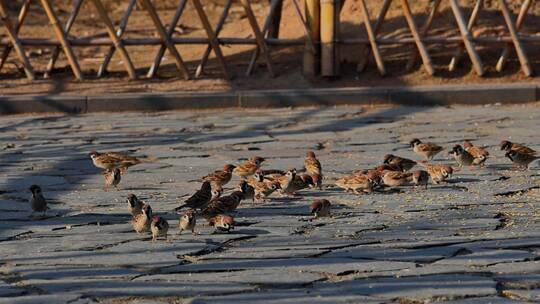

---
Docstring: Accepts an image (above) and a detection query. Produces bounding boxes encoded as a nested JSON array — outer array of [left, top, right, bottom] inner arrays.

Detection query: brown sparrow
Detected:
[[127, 193, 144, 217], [304, 151, 323, 188], [289, 174, 315, 193], [419, 162, 453, 184], [89, 151, 141, 171], [383, 154, 416, 171], [335, 173, 375, 194], [103, 168, 121, 191], [202, 191, 245, 219], [410, 138, 444, 160], [175, 181, 213, 211], [254, 180, 280, 202], [310, 199, 331, 218], [238, 180, 255, 203], [202, 164, 236, 189], [29, 185, 47, 216], [233, 156, 265, 179], [505, 150, 540, 169], [449, 145, 475, 167], [412, 170, 429, 190], [258, 169, 285, 177], [277, 169, 297, 196], [132, 203, 152, 234], [500, 140, 536, 155], [382, 171, 413, 187], [178, 209, 196, 235], [208, 214, 235, 233], [373, 164, 403, 173], [463, 140, 489, 166], [150, 216, 169, 242]]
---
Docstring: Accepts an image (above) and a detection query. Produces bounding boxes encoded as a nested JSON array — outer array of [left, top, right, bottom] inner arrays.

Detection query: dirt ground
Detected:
[[1, 0, 540, 96]]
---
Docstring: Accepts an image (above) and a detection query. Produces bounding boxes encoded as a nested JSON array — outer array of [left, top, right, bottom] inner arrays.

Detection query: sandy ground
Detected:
[[0, 0, 540, 96]]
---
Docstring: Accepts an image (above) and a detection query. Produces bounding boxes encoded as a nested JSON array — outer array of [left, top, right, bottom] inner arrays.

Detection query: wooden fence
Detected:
[[0, 0, 539, 81]]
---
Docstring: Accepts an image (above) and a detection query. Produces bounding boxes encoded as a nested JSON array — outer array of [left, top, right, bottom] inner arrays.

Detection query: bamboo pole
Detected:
[[358, 0, 385, 75], [246, 0, 281, 76], [89, 0, 137, 79], [191, 0, 230, 79], [448, 0, 482, 72], [268, 0, 283, 38], [497, 0, 532, 76], [97, 0, 136, 77], [320, 0, 339, 76], [0, 1, 35, 80], [0, 0, 32, 73], [405, 0, 441, 71], [449, 0, 483, 75], [44, 0, 83, 79], [195, 0, 232, 78], [496, 0, 531, 72], [240, 0, 275, 77], [357, 0, 391, 72], [303, 0, 320, 77], [140, 0, 190, 79], [147, 0, 187, 78], [39, 0, 83, 80], [399, 0, 434, 75]]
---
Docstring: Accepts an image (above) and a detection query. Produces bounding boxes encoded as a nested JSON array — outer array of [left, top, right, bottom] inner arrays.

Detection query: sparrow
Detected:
[[233, 156, 265, 179], [463, 140, 489, 166], [254, 180, 280, 202], [410, 138, 444, 160], [201, 191, 245, 219], [178, 209, 196, 235], [277, 169, 297, 196], [29, 185, 47, 216], [383, 154, 417, 171], [89, 151, 141, 171], [208, 214, 235, 233], [310, 199, 331, 218], [175, 181, 213, 211], [304, 151, 323, 188], [150, 216, 169, 242], [202, 164, 236, 189], [238, 180, 255, 203], [127, 193, 144, 217], [449, 145, 475, 167], [381, 171, 413, 187], [419, 162, 453, 184], [132, 203, 152, 234], [500, 140, 536, 155], [335, 172, 375, 194], [505, 150, 540, 170], [103, 168, 121, 191], [258, 169, 285, 176], [289, 174, 315, 193], [411, 170, 429, 190]]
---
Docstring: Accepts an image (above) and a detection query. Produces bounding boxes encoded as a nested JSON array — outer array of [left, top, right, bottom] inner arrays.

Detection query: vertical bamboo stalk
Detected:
[[44, 0, 83, 79], [146, 0, 187, 78], [320, 0, 339, 76], [357, 0, 390, 72], [303, 0, 320, 76], [497, 0, 532, 76], [496, 0, 531, 72], [39, 0, 83, 80], [195, 0, 232, 78], [448, 0, 482, 72], [399, 0, 434, 75], [0, 0, 32, 73], [0, 0, 34, 80], [268, 0, 283, 38], [98, 0, 136, 78], [449, 0, 483, 75], [191, 0, 230, 79]]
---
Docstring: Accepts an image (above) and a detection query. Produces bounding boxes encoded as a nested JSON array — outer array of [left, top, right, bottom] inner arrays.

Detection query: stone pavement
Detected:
[[0, 104, 539, 303]]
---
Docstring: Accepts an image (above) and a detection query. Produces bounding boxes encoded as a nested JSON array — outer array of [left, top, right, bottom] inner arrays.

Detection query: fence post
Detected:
[[303, 0, 319, 77], [320, 0, 339, 76]]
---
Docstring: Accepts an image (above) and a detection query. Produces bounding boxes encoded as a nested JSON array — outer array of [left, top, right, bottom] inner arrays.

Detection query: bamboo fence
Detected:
[[0, 0, 539, 81]]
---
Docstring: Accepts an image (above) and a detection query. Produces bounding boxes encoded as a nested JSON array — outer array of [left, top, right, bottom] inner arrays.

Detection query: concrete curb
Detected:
[[0, 83, 538, 114]]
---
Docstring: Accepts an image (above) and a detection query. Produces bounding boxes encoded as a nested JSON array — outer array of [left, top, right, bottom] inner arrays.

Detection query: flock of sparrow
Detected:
[[27, 139, 538, 242]]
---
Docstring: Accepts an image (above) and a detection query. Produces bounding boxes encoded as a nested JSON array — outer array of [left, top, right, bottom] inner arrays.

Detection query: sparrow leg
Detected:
[[192, 229, 197, 236]]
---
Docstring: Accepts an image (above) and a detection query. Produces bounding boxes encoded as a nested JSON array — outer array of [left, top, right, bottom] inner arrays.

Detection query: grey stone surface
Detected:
[[1, 104, 540, 303]]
